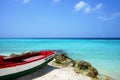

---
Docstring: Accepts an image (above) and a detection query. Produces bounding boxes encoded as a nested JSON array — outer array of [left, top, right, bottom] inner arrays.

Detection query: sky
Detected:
[[0, 0, 120, 38]]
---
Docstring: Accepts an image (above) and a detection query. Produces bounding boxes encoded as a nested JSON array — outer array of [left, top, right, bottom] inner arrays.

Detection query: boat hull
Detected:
[[0, 55, 54, 80]]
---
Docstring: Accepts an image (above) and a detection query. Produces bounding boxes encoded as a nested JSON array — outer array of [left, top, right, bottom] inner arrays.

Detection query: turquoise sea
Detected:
[[0, 39, 120, 80]]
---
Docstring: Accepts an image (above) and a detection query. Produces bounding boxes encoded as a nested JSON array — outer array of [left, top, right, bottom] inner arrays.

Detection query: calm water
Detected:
[[0, 39, 120, 79]]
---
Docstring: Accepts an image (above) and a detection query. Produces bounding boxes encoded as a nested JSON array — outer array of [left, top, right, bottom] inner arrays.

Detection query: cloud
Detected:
[[23, 0, 30, 4], [84, 6, 92, 13], [95, 3, 102, 10], [98, 12, 120, 21], [53, 0, 60, 3], [74, 1, 120, 21], [74, 1, 103, 13], [74, 1, 88, 11]]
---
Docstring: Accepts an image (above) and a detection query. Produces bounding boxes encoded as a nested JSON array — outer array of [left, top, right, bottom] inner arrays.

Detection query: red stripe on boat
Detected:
[[0, 50, 54, 68]]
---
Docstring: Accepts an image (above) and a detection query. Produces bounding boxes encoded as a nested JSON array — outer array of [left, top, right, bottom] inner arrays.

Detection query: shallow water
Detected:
[[0, 39, 120, 79]]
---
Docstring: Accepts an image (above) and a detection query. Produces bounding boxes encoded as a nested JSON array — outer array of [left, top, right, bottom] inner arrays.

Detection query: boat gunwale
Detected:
[[0, 51, 54, 68]]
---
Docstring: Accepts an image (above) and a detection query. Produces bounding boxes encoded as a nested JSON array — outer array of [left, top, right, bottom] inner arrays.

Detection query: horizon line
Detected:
[[0, 37, 120, 39]]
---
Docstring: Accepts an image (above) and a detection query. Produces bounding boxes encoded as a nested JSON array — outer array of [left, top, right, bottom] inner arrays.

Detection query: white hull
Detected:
[[0, 54, 54, 77]]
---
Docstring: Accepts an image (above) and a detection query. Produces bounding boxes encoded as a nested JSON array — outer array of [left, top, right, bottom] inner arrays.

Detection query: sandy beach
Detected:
[[16, 61, 92, 80]]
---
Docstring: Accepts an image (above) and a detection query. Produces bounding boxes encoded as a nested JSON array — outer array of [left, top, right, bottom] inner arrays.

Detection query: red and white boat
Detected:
[[0, 50, 55, 80]]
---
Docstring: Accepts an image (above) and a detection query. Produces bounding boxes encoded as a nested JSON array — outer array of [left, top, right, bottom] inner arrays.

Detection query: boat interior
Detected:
[[0, 51, 54, 68]]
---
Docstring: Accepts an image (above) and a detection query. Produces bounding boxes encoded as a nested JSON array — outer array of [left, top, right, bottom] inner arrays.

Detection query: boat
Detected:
[[0, 50, 55, 80]]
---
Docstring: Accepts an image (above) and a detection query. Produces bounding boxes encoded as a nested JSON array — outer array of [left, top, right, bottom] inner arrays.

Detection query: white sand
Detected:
[[34, 68, 91, 80], [16, 61, 92, 80]]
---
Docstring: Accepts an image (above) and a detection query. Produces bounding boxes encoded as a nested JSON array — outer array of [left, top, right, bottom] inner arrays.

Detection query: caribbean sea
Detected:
[[0, 38, 120, 80]]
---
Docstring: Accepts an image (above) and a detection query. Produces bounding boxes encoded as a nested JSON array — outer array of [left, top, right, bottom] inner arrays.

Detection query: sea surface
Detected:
[[0, 39, 120, 80]]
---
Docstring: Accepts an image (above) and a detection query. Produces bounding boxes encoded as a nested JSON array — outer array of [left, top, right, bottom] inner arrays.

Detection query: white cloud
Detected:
[[74, 1, 120, 21], [95, 3, 103, 10], [23, 0, 30, 4], [98, 12, 120, 21], [74, 1, 102, 13], [84, 6, 92, 13], [53, 0, 60, 3], [74, 1, 88, 11]]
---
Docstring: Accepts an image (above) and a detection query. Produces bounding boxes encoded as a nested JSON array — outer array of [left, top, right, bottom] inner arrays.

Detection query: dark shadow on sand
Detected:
[[15, 65, 59, 80]]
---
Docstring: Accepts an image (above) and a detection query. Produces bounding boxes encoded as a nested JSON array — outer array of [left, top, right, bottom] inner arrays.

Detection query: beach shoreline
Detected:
[[16, 60, 114, 80], [16, 60, 92, 80]]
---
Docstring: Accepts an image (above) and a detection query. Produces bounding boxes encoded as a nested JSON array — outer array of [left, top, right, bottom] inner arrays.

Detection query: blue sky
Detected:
[[0, 0, 120, 38]]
